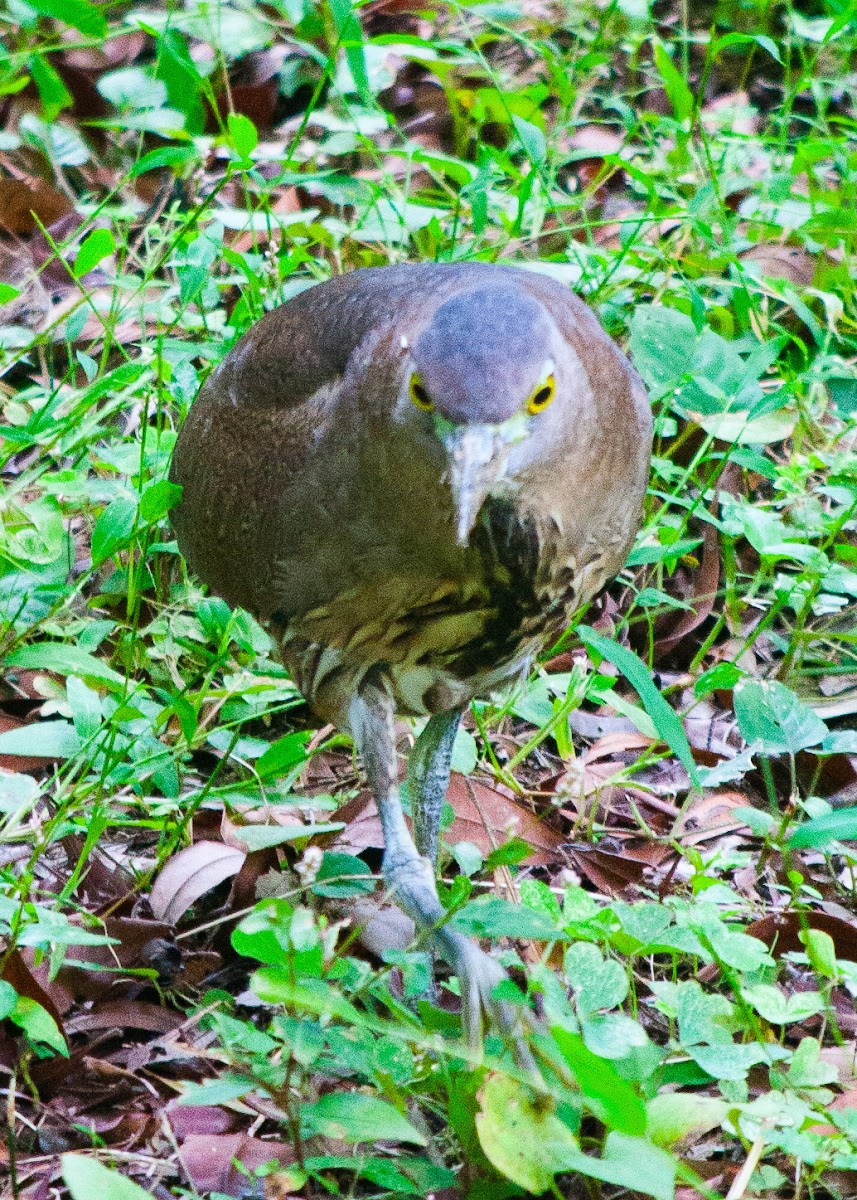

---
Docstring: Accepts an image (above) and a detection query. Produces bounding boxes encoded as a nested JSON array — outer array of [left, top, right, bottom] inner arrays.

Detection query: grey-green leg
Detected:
[[349, 677, 533, 1067], [408, 708, 463, 866]]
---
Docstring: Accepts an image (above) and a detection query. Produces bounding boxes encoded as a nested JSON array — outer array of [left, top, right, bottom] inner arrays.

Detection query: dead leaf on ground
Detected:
[[0, 177, 73, 233], [676, 791, 753, 844], [564, 839, 673, 897], [1, 948, 68, 1026], [179, 1132, 296, 1196], [149, 841, 246, 924], [653, 521, 720, 658], [445, 774, 564, 865], [65, 1000, 185, 1035], [747, 909, 857, 961]]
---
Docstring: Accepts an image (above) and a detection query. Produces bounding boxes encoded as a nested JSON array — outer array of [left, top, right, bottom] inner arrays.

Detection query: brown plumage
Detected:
[[170, 261, 651, 1061]]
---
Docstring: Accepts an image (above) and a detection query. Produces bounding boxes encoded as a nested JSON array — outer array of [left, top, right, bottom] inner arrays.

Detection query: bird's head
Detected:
[[402, 284, 563, 544]]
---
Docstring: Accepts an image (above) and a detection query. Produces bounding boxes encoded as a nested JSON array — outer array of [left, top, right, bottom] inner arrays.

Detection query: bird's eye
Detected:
[[527, 375, 556, 414], [410, 374, 434, 412]]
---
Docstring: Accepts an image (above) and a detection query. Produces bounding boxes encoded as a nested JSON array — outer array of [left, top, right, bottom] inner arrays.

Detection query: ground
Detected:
[[0, 1, 856, 1198]]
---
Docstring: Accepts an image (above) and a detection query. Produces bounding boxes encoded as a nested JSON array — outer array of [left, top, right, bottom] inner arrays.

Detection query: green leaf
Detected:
[[552, 1028, 647, 1134], [689, 1041, 775, 1081], [5, 643, 124, 685], [451, 895, 560, 940], [519, 877, 562, 924], [734, 679, 828, 755], [711, 31, 783, 64], [511, 114, 546, 163], [0, 283, 21, 304], [783, 1036, 838, 1088], [26, 0, 107, 37], [255, 730, 311, 778], [302, 1092, 427, 1146], [0, 981, 17, 1019], [799, 928, 838, 979], [129, 145, 199, 177], [742, 984, 825, 1025], [646, 1092, 727, 1147], [626, 537, 702, 566], [693, 661, 742, 699], [629, 305, 697, 396], [154, 30, 205, 134], [577, 626, 699, 784], [475, 1072, 579, 1193], [74, 228, 115, 278], [231, 822, 343, 851], [560, 1132, 676, 1200], [0, 719, 81, 759], [67, 676, 102, 742], [788, 806, 857, 849], [675, 981, 734, 1046], [653, 41, 694, 123], [139, 480, 182, 523], [227, 111, 258, 162], [177, 1075, 255, 1106], [97, 66, 167, 111], [63, 1156, 161, 1199], [28, 52, 72, 121], [0, 979, 16, 1017], [564, 942, 629, 1015], [11, 996, 67, 1054], [91, 495, 138, 564], [311, 851, 375, 898]]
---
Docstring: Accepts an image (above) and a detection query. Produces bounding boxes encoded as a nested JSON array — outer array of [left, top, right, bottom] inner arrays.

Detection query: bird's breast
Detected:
[[273, 494, 575, 723]]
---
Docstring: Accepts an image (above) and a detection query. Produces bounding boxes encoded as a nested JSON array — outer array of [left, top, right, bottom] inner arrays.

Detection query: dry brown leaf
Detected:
[[676, 791, 753, 844], [149, 841, 246, 924], [0, 177, 72, 233], [653, 521, 720, 658], [445, 773, 564, 865], [747, 910, 857, 961], [65, 1000, 184, 1035], [1, 948, 68, 1027], [179, 1133, 296, 1196]]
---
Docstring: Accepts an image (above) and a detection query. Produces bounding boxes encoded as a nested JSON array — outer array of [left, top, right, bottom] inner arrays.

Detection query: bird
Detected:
[[169, 261, 652, 1061]]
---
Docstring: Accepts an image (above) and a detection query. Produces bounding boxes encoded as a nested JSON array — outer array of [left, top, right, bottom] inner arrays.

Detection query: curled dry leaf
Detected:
[[65, 1000, 184, 1035], [565, 839, 673, 898], [149, 841, 246, 924], [747, 909, 857, 961], [1, 948, 68, 1027], [0, 178, 73, 233], [675, 791, 753, 845], [445, 773, 564, 866], [653, 521, 720, 658], [167, 1100, 239, 1140], [179, 1133, 296, 1197]]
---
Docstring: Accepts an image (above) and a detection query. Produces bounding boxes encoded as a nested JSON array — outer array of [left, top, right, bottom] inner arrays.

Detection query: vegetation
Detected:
[[0, 0, 856, 1196]]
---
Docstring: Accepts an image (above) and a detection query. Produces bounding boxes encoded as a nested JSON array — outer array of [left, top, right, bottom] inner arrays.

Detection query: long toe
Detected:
[[438, 930, 537, 1073]]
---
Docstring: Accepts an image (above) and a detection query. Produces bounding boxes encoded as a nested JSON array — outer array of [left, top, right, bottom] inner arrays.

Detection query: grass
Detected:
[[0, 0, 856, 1197]]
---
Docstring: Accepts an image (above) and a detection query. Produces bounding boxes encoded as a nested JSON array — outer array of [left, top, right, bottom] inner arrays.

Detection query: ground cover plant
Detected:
[[0, 0, 856, 1196]]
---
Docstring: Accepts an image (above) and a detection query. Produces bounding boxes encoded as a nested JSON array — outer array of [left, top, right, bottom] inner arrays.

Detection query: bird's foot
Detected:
[[436, 927, 537, 1074], [382, 855, 537, 1071]]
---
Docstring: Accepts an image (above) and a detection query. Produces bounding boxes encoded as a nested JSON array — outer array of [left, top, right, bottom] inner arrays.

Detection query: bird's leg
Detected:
[[407, 708, 463, 866], [349, 678, 533, 1067]]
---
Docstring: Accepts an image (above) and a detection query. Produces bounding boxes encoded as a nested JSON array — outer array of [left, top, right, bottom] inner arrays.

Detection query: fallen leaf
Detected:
[[180, 1133, 294, 1196], [445, 774, 564, 865], [149, 841, 246, 924]]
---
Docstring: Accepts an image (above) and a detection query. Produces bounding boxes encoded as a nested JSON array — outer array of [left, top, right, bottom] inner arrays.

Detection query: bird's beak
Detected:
[[442, 425, 505, 546]]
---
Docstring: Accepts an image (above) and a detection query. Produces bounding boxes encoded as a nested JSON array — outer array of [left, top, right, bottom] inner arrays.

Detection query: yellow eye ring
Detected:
[[527, 374, 555, 414], [410, 374, 434, 412]]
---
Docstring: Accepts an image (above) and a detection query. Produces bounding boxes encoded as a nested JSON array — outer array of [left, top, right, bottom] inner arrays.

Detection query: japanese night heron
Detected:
[[170, 262, 652, 1061]]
